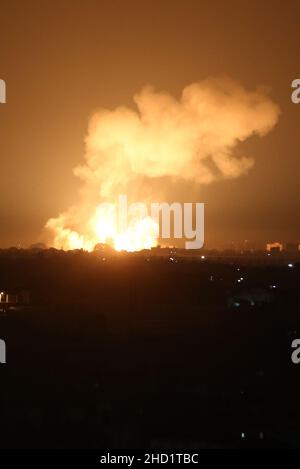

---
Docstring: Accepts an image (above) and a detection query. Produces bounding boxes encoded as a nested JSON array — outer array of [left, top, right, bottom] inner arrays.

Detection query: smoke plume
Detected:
[[46, 77, 280, 250]]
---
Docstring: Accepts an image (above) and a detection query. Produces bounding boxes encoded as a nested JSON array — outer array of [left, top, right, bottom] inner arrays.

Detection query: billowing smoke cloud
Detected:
[[46, 77, 280, 250]]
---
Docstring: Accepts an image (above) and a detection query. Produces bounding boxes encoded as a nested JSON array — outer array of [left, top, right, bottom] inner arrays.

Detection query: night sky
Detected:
[[0, 0, 299, 248]]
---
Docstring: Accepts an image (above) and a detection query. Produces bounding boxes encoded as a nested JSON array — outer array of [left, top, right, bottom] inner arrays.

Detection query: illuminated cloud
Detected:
[[46, 77, 280, 251]]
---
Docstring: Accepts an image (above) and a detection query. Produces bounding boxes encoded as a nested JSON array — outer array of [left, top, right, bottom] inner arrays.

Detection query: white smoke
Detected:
[[46, 77, 280, 250]]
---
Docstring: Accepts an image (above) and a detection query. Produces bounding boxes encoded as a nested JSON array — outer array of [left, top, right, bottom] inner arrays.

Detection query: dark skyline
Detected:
[[0, 0, 300, 248]]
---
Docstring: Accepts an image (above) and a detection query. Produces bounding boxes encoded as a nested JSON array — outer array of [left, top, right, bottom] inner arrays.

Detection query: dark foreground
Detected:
[[0, 248, 299, 448]]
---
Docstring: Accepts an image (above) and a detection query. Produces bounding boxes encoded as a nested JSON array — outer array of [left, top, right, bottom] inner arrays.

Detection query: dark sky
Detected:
[[0, 0, 299, 248]]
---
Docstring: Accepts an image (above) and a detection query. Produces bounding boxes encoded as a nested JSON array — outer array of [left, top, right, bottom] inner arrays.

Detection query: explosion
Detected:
[[46, 78, 279, 252]]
